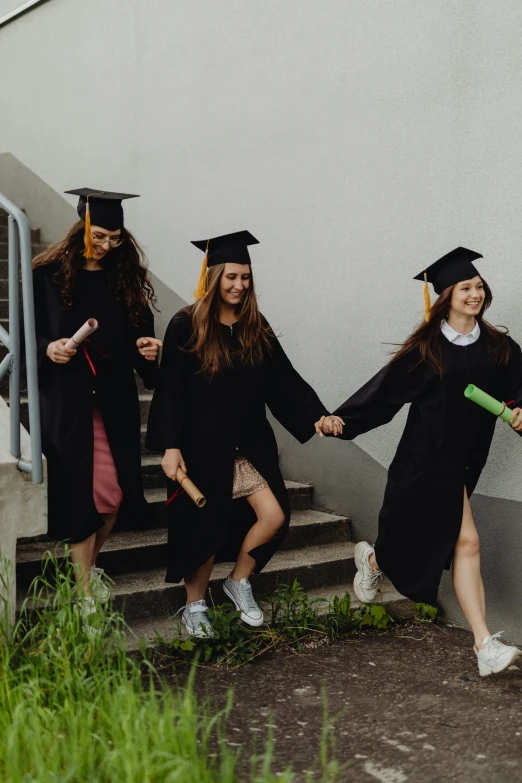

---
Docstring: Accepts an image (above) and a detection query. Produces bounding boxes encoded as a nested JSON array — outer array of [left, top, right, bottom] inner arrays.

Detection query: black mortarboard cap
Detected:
[[414, 246, 483, 295], [65, 188, 139, 231], [191, 231, 259, 300], [191, 230, 259, 268]]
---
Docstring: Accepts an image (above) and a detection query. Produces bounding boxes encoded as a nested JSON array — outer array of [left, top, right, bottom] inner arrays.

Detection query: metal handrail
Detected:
[[0, 1, 53, 30], [0, 195, 43, 483]]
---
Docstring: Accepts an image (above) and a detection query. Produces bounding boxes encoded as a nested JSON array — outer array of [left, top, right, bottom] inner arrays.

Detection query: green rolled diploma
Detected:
[[464, 384, 513, 423]]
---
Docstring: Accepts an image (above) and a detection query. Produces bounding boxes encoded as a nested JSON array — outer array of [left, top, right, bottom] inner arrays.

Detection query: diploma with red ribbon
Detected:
[[65, 319, 99, 350], [166, 469, 206, 508]]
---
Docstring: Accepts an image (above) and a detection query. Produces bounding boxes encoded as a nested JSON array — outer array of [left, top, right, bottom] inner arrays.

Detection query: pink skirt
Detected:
[[93, 407, 123, 514]]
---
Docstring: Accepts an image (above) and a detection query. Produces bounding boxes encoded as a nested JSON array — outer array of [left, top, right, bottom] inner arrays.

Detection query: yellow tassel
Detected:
[[193, 240, 209, 300], [423, 271, 431, 322], [82, 200, 95, 259]]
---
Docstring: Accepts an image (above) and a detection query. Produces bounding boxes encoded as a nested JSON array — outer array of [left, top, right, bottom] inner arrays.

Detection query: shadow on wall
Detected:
[[0, 151, 186, 339]]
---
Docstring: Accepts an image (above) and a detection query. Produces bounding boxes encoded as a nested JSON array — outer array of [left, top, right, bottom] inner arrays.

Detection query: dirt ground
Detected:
[[165, 623, 522, 782]]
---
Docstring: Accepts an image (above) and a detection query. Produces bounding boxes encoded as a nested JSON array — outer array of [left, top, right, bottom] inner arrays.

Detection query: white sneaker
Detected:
[[89, 566, 111, 604], [181, 600, 215, 638], [475, 632, 522, 677], [223, 574, 264, 627], [78, 595, 100, 636], [353, 541, 382, 603]]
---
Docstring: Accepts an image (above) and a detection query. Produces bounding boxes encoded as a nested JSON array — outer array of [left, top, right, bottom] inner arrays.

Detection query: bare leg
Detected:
[[184, 555, 215, 604], [232, 487, 285, 581], [452, 488, 490, 649], [369, 552, 380, 571], [92, 513, 118, 566], [69, 533, 96, 596]]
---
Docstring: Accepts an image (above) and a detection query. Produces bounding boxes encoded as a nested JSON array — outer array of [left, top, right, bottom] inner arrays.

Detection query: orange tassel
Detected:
[[193, 240, 209, 300], [82, 200, 95, 259], [423, 271, 431, 322]]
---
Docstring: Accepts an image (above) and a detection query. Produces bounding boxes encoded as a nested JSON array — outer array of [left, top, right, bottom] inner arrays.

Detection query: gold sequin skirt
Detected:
[[232, 456, 268, 499]]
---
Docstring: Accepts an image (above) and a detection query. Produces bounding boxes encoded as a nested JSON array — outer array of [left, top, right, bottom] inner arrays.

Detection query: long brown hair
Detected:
[[32, 220, 156, 326], [189, 263, 273, 376], [392, 277, 510, 374]]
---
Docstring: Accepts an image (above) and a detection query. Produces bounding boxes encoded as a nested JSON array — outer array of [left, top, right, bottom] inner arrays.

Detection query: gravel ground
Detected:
[[163, 622, 522, 782]]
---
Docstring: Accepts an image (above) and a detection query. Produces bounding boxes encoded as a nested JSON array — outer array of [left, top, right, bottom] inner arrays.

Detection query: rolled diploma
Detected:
[[464, 384, 513, 423], [176, 468, 206, 508], [65, 318, 99, 350]]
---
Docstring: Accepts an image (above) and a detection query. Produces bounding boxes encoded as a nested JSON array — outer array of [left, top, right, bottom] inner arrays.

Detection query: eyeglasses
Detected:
[[92, 232, 123, 249]]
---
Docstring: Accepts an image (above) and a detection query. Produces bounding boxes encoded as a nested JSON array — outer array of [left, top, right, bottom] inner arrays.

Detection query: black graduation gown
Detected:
[[332, 331, 522, 606], [145, 307, 329, 583], [33, 261, 158, 543]]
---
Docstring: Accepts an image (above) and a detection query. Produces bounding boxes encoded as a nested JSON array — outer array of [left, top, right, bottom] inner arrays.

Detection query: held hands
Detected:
[[510, 408, 522, 432], [314, 415, 344, 437], [46, 339, 76, 364], [137, 337, 162, 361], [162, 448, 188, 481]]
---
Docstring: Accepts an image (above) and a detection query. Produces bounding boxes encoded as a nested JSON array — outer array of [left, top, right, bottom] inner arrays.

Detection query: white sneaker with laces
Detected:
[[181, 600, 215, 638], [353, 541, 382, 603], [78, 595, 100, 636], [89, 566, 111, 604], [475, 632, 522, 677], [223, 574, 264, 627]]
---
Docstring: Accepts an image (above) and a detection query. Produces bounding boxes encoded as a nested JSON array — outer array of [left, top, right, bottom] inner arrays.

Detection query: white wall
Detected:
[[2, 0, 522, 501]]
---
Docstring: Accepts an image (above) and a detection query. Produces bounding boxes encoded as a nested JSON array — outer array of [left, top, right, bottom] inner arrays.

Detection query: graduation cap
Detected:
[[191, 231, 259, 300], [414, 246, 483, 322], [65, 188, 139, 258]]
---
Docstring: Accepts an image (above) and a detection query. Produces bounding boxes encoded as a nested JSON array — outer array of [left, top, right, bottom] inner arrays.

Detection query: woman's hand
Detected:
[[137, 337, 162, 361], [46, 339, 77, 364], [315, 415, 344, 437], [162, 448, 187, 481], [510, 407, 522, 432]]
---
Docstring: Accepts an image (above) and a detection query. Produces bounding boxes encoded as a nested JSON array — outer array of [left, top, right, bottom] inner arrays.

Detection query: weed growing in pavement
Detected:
[[413, 602, 439, 623], [157, 579, 396, 668], [1, 557, 344, 782]]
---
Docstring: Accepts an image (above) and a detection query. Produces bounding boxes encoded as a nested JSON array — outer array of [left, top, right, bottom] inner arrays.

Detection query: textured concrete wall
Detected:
[[1, 0, 522, 632]]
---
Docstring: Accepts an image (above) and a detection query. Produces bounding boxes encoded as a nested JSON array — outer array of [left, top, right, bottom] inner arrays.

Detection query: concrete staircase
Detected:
[[3, 208, 409, 648]]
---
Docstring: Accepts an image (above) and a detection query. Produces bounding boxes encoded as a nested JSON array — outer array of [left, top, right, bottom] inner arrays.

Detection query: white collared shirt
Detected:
[[440, 319, 481, 346]]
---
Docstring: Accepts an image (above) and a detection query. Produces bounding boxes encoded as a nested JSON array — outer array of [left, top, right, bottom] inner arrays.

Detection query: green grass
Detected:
[[156, 579, 396, 669], [0, 557, 345, 782]]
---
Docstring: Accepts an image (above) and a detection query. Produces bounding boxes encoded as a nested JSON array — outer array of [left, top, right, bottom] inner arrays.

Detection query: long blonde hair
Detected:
[[189, 263, 273, 376]]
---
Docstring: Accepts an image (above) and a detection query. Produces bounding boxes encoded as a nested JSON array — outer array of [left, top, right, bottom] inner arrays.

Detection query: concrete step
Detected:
[[101, 541, 356, 622], [0, 299, 7, 319], [0, 245, 43, 263], [125, 579, 412, 652], [0, 224, 40, 243], [0, 278, 7, 298], [16, 508, 350, 588]]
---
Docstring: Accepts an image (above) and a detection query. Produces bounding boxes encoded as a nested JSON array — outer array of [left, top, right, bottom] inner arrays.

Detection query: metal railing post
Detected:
[[0, 193, 43, 484], [8, 217, 20, 460], [18, 209, 42, 484]]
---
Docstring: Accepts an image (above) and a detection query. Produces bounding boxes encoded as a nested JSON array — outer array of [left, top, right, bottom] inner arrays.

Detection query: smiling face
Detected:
[[90, 224, 123, 262], [449, 275, 485, 318], [219, 262, 251, 307]]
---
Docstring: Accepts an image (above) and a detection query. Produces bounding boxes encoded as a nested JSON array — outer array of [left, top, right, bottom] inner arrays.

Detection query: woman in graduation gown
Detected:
[[32, 188, 161, 619], [319, 247, 522, 676], [146, 231, 339, 638]]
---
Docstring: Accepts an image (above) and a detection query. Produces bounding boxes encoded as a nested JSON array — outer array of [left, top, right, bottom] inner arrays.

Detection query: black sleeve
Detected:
[[333, 349, 427, 440], [128, 305, 159, 390], [504, 338, 522, 414], [264, 324, 329, 444], [145, 312, 188, 451]]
